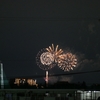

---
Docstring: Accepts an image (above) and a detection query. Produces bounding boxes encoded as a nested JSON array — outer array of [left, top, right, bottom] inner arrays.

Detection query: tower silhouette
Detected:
[[0, 62, 4, 89]]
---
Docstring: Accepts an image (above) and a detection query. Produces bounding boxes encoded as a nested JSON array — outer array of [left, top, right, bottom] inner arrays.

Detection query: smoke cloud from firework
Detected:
[[59, 76, 73, 82], [48, 76, 73, 84], [48, 73, 73, 84]]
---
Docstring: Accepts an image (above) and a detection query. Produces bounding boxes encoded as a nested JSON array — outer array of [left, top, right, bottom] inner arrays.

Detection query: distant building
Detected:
[[0, 62, 9, 89], [0, 62, 4, 89]]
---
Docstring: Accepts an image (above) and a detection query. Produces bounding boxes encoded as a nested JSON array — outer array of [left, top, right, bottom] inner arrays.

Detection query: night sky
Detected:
[[0, 1, 100, 84]]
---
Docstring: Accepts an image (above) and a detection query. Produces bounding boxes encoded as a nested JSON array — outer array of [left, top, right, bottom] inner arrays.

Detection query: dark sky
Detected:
[[0, 1, 100, 84]]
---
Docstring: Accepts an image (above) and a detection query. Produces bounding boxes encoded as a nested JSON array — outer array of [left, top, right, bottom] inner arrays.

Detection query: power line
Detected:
[[7, 69, 100, 78], [0, 17, 99, 21]]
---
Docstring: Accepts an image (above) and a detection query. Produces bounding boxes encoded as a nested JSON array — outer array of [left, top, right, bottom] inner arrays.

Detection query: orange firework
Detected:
[[36, 44, 77, 72], [57, 53, 77, 71], [46, 44, 63, 62]]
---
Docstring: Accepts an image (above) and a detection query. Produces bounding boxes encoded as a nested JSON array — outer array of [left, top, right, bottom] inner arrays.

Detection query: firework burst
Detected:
[[46, 44, 63, 56], [46, 44, 63, 62], [57, 53, 77, 71], [40, 52, 54, 66], [36, 44, 78, 71], [36, 48, 55, 70]]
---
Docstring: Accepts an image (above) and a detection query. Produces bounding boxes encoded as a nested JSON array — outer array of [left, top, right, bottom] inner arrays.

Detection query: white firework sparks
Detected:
[[36, 49, 55, 70], [40, 52, 54, 66]]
